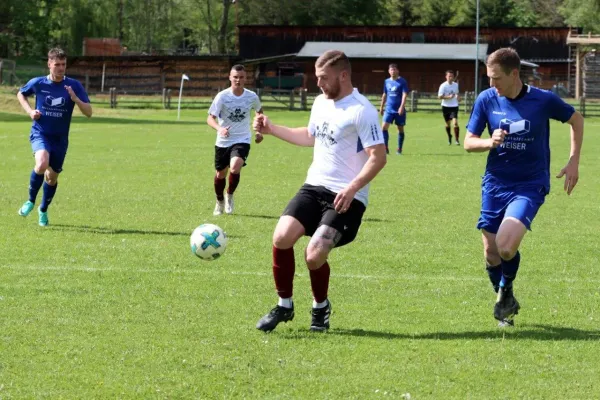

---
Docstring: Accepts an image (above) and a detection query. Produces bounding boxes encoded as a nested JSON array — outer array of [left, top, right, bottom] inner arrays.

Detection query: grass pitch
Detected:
[[1, 98, 599, 398]]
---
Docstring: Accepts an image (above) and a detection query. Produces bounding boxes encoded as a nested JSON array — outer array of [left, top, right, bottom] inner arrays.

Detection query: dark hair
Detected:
[[389, 63, 398, 69], [48, 47, 67, 60], [445, 69, 455, 75], [315, 50, 351, 72], [486, 48, 521, 75], [231, 64, 245, 72]]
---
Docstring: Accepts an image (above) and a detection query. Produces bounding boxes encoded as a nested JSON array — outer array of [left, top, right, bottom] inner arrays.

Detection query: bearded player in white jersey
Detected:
[[207, 64, 263, 215], [252, 50, 387, 332]]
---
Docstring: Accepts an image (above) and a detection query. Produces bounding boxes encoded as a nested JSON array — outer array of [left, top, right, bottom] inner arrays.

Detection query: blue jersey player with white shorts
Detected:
[[16, 48, 92, 226], [465, 48, 584, 327], [379, 63, 409, 155]]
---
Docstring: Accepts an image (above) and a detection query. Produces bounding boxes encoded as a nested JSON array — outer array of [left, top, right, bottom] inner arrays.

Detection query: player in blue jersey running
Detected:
[[379, 64, 409, 155], [16, 48, 92, 226], [464, 48, 584, 326]]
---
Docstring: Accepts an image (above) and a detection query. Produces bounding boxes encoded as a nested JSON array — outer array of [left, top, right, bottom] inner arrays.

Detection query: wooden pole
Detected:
[[575, 46, 581, 100]]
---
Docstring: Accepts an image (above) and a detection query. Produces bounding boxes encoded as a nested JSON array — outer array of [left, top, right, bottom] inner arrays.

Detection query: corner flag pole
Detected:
[[475, 0, 480, 94], [177, 74, 190, 120]]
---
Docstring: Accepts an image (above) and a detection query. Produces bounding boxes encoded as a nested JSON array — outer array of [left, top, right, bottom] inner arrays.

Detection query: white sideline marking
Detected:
[[1, 264, 485, 281], [2, 264, 597, 283]]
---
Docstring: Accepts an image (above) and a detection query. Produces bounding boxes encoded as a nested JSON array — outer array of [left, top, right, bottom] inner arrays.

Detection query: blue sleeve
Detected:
[[402, 78, 409, 93], [70, 80, 90, 103], [466, 93, 488, 136], [546, 92, 574, 123], [20, 77, 40, 97]]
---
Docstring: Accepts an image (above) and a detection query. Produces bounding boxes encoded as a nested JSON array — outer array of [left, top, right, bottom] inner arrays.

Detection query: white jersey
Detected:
[[208, 88, 262, 147], [438, 81, 460, 107], [306, 88, 384, 206]]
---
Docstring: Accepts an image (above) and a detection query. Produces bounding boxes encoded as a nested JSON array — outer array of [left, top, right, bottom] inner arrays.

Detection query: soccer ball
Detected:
[[190, 223, 228, 260]]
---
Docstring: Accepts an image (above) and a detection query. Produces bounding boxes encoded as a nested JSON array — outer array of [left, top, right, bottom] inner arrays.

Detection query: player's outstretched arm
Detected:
[[379, 93, 386, 115], [333, 144, 386, 213], [253, 114, 314, 147], [254, 109, 264, 143], [556, 111, 584, 195]]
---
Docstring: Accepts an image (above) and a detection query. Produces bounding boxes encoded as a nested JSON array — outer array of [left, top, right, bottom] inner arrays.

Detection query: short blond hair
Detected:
[[315, 50, 351, 73], [486, 48, 521, 75]]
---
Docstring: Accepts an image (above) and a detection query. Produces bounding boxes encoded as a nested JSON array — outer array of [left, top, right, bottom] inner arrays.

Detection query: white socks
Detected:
[[278, 297, 293, 308], [278, 298, 329, 308], [313, 299, 328, 309]]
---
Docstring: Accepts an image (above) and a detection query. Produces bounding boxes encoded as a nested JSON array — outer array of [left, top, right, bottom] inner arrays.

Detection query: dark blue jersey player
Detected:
[[17, 47, 92, 226], [464, 48, 584, 327], [379, 63, 409, 155]]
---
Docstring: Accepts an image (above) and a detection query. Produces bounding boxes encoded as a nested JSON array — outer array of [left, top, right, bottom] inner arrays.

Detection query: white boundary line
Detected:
[[2, 264, 598, 283]]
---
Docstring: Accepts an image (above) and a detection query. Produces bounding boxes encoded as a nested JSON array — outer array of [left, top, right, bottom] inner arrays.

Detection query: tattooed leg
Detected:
[[305, 225, 342, 270]]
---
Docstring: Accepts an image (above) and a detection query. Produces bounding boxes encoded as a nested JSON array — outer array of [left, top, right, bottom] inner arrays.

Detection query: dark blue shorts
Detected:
[[383, 112, 406, 126], [477, 185, 546, 234], [30, 133, 69, 173]]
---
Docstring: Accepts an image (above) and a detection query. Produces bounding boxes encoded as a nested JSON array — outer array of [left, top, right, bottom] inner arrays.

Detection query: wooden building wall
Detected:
[[67, 56, 256, 95], [238, 25, 575, 62]]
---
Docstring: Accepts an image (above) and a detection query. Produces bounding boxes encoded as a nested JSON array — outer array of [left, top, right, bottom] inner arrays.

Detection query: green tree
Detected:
[[451, 0, 519, 27], [418, 0, 458, 26], [560, 0, 600, 33], [380, 0, 422, 26]]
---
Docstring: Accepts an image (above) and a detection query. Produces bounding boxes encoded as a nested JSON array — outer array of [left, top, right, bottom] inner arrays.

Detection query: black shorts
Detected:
[[282, 184, 366, 248], [214, 143, 250, 171], [442, 106, 459, 121]]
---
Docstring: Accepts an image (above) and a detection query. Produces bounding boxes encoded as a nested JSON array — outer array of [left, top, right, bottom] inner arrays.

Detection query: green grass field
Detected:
[[1, 98, 600, 399]]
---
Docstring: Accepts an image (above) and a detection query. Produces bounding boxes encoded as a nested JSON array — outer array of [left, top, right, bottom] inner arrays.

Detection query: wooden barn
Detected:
[[67, 55, 257, 96], [238, 25, 576, 94], [294, 42, 487, 93], [65, 25, 577, 97]]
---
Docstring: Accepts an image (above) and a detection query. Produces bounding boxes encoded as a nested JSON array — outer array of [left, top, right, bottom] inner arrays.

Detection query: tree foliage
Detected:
[[0, 0, 598, 58]]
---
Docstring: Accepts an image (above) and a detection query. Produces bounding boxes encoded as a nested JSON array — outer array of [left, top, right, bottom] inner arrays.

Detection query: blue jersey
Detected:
[[383, 77, 409, 113], [20, 76, 90, 138], [467, 85, 575, 191]]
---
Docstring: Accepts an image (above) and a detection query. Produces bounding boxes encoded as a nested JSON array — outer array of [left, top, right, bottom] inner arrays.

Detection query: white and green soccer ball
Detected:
[[190, 223, 228, 260]]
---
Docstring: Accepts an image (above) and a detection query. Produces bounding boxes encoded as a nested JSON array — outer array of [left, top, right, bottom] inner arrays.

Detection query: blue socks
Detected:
[[382, 130, 389, 150], [500, 251, 521, 290], [29, 170, 44, 203], [398, 132, 405, 151], [486, 264, 502, 293], [40, 182, 58, 212]]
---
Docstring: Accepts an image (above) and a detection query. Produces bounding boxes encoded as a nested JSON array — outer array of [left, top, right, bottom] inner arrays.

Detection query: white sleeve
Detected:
[[307, 96, 321, 136], [438, 83, 445, 97], [254, 93, 262, 112], [208, 93, 222, 117], [356, 105, 384, 148]]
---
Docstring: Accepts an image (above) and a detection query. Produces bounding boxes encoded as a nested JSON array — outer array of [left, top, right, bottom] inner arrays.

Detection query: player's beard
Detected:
[[322, 78, 341, 99]]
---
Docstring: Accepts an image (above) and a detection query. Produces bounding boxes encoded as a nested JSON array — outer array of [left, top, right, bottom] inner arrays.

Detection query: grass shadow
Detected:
[[326, 324, 600, 341], [235, 213, 281, 220], [236, 214, 391, 223], [50, 223, 243, 238], [363, 217, 391, 223]]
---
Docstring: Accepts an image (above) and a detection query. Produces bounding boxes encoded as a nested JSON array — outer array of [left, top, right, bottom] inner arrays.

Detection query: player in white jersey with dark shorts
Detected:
[[207, 64, 263, 215], [252, 50, 387, 332], [438, 70, 461, 145]]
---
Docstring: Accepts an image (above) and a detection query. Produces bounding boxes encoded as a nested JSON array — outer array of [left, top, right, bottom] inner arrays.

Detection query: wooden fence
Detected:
[[100, 88, 600, 118]]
